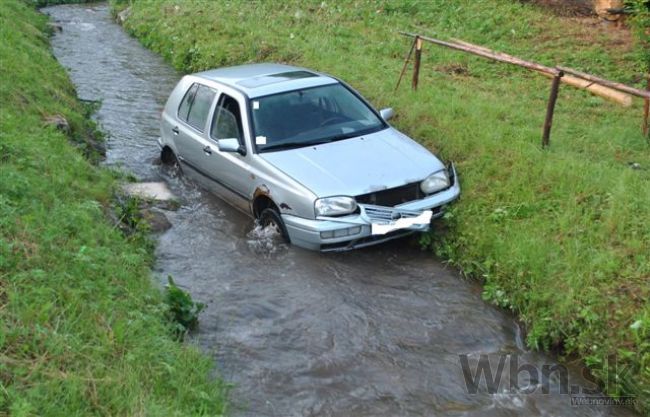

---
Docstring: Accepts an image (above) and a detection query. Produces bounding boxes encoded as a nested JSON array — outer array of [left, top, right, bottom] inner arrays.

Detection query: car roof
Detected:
[[194, 63, 339, 98]]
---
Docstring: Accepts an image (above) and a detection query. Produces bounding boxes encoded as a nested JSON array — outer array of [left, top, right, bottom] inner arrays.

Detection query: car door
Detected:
[[208, 92, 253, 199], [173, 82, 218, 176]]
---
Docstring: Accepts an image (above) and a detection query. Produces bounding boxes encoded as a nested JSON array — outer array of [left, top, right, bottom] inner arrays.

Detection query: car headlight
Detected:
[[315, 196, 357, 217], [420, 169, 450, 194]]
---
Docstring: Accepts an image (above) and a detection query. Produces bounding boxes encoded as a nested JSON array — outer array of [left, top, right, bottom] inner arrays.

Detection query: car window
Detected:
[[178, 83, 198, 122], [211, 94, 244, 144], [186, 85, 217, 132]]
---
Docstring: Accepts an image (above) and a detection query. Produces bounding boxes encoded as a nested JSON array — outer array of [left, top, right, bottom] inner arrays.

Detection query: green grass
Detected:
[[115, 0, 649, 411], [627, 0, 650, 69], [0, 1, 228, 415]]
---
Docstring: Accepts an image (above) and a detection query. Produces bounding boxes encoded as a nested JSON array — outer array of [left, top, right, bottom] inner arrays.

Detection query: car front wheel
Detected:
[[259, 208, 290, 243]]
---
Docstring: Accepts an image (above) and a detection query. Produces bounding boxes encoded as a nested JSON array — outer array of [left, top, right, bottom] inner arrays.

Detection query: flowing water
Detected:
[[44, 4, 638, 417]]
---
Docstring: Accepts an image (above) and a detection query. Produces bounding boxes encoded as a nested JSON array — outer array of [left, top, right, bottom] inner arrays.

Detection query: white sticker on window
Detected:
[[253, 101, 260, 110], [256, 136, 267, 145]]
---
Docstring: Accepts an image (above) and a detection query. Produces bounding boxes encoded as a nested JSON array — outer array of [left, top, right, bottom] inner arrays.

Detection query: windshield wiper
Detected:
[[260, 130, 377, 152], [321, 132, 358, 143], [261, 140, 327, 152], [321, 125, 384, 144], [260, 137, 346, 152]]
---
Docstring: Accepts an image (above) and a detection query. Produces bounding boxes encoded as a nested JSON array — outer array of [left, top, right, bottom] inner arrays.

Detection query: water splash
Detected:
[[246, 221, 288, 256]]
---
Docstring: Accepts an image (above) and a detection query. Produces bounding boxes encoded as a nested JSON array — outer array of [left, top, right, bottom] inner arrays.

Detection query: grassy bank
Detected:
[[0, 1, 227, 415], [115, 0, 649, 409]]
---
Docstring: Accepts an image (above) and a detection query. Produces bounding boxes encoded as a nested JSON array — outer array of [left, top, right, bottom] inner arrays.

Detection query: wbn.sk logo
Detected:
[[458, 354, 636, 407]]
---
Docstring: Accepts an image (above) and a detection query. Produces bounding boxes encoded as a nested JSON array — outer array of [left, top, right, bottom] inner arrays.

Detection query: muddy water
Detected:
[[45, 4, 638, 417]]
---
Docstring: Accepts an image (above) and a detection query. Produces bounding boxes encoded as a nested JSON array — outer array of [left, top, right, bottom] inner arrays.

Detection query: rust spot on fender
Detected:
[[253, 185, 270, 199], [279, 202, 292, 210]]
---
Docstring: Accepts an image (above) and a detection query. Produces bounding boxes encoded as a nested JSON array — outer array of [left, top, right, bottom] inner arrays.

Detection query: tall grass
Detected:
[[0, 1, 227, 415], [626, 0, 650, 69], [116, 0, 649, 411]]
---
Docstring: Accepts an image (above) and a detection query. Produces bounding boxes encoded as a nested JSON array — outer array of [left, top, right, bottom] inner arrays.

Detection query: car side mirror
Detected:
[[379, 107, 395, 121], [217, 138, 245, 155]]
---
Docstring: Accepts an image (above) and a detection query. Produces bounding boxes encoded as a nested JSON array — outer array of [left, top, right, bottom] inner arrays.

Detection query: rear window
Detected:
[[177, 83, 198, 122], [177, 83, 217, 132]]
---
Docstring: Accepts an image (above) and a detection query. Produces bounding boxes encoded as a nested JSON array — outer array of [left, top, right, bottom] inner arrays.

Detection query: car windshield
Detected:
[[251, 83, 386, 152]]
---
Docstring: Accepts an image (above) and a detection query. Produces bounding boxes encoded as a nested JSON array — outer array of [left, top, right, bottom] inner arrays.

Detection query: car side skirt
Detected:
[[179, 160, 252, 216]]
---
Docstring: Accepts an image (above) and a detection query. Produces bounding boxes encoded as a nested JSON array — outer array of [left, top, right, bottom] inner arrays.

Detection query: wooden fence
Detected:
[[396, 32, 650, 147]]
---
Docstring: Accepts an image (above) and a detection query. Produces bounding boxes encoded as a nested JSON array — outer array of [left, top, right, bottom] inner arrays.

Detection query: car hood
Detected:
[[259, 128, 445, 197]]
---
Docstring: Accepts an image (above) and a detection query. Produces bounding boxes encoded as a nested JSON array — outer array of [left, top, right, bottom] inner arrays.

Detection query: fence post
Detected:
[[542, 71, 564, 148], [643, 74, 650, 138], [412, 36, 422, 91], [395, 37, 416, 92]]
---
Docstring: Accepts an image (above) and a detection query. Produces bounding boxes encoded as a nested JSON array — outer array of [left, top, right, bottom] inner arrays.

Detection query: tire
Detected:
[[161, 147, 179, 166], [160, 147, 182, 174], [259, 207, 290, 243]]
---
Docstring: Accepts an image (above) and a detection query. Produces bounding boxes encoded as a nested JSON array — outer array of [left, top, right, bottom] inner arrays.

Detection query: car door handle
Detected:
[[203, 145, 212, 155], [171, 126, 179, 135]]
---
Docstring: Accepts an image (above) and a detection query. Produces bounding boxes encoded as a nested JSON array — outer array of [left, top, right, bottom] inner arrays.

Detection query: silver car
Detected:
[[159, 63, 460, 251]]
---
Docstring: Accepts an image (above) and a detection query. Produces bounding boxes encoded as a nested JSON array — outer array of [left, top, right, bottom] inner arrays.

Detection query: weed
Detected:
[[165, 276, 205, 340], [116, 194, 145, 230]]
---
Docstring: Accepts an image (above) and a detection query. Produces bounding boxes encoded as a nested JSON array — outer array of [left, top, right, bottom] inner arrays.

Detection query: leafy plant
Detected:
[[116, 195, 144, 230], [165, 276, 205, 339], [114, 194, 155, 253]]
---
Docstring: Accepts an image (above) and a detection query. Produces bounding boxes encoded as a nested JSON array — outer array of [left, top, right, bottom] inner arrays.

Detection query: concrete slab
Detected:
[[123, 182, 175, 201]]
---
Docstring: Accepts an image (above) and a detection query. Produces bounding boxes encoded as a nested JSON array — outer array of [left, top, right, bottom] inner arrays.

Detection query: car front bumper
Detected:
[[282, 163, 461, 252]]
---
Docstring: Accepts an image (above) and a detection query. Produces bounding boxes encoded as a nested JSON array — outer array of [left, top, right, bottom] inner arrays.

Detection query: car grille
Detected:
[[362, 204, 445, 223], [363, 206, 395, 222], [362, 205, 424, 223], [355, 182, 422, 207]]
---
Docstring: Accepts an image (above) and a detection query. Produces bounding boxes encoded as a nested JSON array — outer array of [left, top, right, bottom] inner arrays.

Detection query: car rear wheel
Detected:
[[259, 208, 290, 243], [160, 146, 182, 175], [161, 146, 179, 165]]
